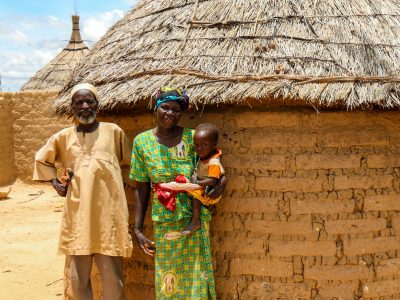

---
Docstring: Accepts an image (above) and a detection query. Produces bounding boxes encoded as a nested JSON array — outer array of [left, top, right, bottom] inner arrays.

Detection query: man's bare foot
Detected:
[[182, 220, 201, 236]]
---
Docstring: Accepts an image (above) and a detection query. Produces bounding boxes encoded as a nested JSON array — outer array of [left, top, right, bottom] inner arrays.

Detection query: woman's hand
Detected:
[[205, 175, 227, 199], [133, 182, 153, 256], [134, 227, 155, 257], [51, 178, 68, 197]]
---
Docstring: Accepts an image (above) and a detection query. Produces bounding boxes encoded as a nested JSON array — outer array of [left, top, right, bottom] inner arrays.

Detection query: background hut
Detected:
[[57, 1, 400, 299], [21, 15, 89, 91], [5, 15, 90, 182]]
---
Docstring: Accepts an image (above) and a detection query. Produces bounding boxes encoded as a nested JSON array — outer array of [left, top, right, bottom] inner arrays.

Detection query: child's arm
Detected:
[[195, 177, 218, 187], [191, 173, 197, 183]]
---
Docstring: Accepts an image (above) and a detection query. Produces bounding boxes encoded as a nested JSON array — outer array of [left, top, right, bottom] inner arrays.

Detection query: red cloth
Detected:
[[154, 175, 188, 211]]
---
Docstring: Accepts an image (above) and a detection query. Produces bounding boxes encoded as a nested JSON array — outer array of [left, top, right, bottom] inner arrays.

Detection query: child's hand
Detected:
[[205, 175, 227, 199], [190, 174, 196, 183]]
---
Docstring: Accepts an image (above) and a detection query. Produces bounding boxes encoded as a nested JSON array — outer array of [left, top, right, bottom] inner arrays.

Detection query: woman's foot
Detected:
[[182, 220, 201, 236]]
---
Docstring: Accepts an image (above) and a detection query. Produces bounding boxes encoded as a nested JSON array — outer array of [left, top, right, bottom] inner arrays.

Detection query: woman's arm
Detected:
[[134, 181, 155, 257]]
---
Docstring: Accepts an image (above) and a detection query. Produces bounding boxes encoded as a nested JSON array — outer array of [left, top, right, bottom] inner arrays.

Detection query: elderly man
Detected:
[[33, 83, 132, 300]]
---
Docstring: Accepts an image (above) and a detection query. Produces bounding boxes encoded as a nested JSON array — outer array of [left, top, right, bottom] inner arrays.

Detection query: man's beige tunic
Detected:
[[33, 122, 133, 257]]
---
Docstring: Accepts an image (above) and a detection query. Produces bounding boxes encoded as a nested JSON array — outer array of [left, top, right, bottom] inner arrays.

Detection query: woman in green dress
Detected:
[[129, 87, 226, 299]]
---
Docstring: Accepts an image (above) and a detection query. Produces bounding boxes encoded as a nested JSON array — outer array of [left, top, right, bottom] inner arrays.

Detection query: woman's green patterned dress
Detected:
[[130, 128, 216, 299]]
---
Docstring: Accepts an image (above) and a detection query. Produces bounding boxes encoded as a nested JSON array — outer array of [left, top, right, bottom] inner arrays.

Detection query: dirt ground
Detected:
[[0, 181, 65, 300]]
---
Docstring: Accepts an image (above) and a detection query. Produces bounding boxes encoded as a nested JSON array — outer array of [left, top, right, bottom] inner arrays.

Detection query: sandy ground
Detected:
[[0, 181, 65, 300]]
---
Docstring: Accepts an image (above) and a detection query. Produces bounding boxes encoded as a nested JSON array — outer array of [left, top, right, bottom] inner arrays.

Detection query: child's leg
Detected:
[[191, 198, 201, 225], [182, 198, 202, 235]]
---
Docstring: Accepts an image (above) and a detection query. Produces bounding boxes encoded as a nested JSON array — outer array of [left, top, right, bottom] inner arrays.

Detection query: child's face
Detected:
[[194, 130, 216, 159]]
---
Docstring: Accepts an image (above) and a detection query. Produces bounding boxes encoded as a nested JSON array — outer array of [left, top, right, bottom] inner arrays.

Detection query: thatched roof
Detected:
[[21, 15, 89, 91], [56, 1, 400, 114]]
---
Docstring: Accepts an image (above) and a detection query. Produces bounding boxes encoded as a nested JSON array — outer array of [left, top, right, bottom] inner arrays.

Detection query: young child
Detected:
[[182, 123, 225, 235]]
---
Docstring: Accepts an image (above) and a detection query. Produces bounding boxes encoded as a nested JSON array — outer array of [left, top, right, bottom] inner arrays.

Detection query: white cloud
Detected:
[[0, 48, 59, 91], [0, 14, 73, 91], [36, 38, 66, 50], [17, 15, 68, 31], [48, 16, 62, 23], [82, 9, 124, 43], [124, 0, 138, 5], [0, 8, 127, 91], [7, 30, 30, 44], [0, 24, 30, 45]]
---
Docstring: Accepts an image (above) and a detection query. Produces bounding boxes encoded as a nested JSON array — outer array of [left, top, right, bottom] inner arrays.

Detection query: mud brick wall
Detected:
[[0, 93, 15, 185], [105, 107, 400, 300], [10, 91, 71, 181]]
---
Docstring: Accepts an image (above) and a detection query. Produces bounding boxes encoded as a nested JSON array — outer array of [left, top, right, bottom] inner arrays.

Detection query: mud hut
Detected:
[[56, 1, 400, 299], [6, 15, 90, 182], [21, 15, 89, 91]]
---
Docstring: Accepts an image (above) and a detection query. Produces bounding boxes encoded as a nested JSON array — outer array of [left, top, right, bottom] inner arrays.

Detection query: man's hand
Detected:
[[134, 227, 155, 257], [205, 175, 227, 199], [51, 178, 68, 197]]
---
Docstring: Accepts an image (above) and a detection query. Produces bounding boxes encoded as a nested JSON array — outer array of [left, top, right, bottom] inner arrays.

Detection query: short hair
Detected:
[[195, 123, 219, 144]]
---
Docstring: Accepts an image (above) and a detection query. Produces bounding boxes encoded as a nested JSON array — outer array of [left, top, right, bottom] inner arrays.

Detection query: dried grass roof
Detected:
[[56, 0, 400, 114], [21, 16, 89, 91]]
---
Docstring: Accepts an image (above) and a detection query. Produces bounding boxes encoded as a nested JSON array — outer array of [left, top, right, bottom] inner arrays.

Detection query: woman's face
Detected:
[[156, 101, 182, 129]]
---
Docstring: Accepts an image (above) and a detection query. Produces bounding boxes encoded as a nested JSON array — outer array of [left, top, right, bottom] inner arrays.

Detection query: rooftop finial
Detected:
[[65, 15, 88, 51]]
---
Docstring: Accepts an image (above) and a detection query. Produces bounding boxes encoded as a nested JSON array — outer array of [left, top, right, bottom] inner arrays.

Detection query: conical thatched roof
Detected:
[[56, 1, 400, 114], [21, 15, 89, 91]]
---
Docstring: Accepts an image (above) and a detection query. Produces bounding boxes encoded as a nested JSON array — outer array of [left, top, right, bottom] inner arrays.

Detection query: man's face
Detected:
[[71, 89, 98, 124]]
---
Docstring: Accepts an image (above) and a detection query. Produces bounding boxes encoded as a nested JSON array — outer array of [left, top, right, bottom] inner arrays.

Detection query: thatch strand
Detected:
[[55, 0, 400, 114]]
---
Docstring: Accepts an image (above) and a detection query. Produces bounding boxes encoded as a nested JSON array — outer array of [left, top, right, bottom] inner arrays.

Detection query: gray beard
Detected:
[[75, 112, 96, 125]]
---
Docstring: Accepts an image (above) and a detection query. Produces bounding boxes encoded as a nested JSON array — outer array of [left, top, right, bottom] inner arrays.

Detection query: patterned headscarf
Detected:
[[155, 86, 189, 111]]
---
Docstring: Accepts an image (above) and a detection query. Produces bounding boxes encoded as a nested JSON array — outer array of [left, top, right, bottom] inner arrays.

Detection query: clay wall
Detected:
[[105, 107, 400, 300], [0, 93, 15, 185], [3, 96, 399, 299], [10, 91, 71, 181]]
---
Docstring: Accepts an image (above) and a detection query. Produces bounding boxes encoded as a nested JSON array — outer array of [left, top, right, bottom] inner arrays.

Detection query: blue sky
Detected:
[[0, 0, 138, 91]]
